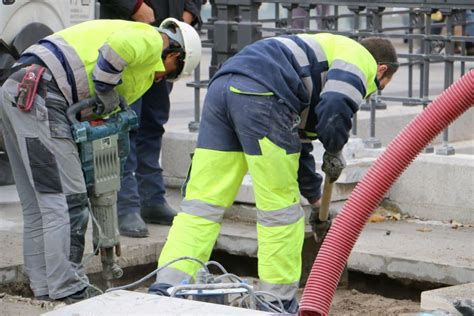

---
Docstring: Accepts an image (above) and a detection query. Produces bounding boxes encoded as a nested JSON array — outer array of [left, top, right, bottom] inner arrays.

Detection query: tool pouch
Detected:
[[15, 65, 46, 112]]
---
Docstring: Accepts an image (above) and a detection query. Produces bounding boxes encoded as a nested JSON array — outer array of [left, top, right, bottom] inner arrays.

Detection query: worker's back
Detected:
[[213, 33, 378, 114]]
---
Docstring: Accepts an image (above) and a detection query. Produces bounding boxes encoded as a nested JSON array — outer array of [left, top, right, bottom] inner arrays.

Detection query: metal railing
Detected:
[[188, 1, 474, 155]]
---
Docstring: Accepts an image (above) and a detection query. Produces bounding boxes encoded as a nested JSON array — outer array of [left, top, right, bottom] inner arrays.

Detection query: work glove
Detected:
[[309, 204, 332, 243], [322, 151, 346, 183], [95, 90, 120, 116]]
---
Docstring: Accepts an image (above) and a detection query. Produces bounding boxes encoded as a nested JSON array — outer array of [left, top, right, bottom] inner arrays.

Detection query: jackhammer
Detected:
[[67, 98, 138, 288]]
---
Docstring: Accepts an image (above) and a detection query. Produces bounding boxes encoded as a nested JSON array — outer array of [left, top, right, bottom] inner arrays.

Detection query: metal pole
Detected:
[[371, 7, 387, 110], [408, 9, 414, 99], [422, 10, 434, 153], [188, 63, 201, 132], [363, 96, 381, 149], [403, 8, 419, 106], [460, 10, 466, 76], [419, 12, 425, 101], [436, 10, 455, 155]]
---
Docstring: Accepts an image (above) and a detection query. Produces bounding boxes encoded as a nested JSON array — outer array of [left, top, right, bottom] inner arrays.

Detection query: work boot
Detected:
[[281, 298, 299, 314], [60, 286, 101, 304], [35, 295, 53, 302], [141, 202, 177, 226], [259, 297, 299, 314], [118, 212, 149, 238], [148, 282, 173, 296]]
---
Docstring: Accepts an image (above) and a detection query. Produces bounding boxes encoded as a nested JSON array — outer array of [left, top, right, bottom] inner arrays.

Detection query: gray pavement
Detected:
[[421, 283, 474, 314], [1, 187, 473, 289]]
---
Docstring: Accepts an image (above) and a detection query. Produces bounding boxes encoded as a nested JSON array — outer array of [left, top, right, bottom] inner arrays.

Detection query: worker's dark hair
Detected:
[[360, 37, 399, 78]]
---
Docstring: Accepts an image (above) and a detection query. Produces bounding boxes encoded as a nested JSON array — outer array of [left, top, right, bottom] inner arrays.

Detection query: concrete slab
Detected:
[[0, 185, 19, 205], [349, 220, 474, 285], [420, 283, 474, 315], [42, 290, 270, 315], [1, 188, 473, 288], [389, 153, 474, 224]]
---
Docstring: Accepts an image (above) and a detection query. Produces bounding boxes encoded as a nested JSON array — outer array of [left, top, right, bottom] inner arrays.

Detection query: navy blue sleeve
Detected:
[[314, 93, 356, 153], [298, 142, 323, 203], [92, 50, 124, 93], [314, 65, 365, 153]]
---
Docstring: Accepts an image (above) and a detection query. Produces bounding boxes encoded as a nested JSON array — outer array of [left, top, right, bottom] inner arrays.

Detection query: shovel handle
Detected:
[[319, 176, 334, 222]]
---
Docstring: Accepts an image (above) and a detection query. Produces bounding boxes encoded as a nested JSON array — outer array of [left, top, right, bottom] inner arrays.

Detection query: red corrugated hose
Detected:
[[299, 70, 474, 316]]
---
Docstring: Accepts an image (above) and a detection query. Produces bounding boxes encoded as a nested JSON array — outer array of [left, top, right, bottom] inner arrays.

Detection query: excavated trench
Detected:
[[0, 250, 445, 315]]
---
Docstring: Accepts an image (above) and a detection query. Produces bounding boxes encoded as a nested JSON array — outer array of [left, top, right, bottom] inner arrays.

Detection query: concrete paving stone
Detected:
[[43, 290, 269, 316], [389, 153, 474, 224], [0, 185, 19, 205], [420, 283, 474, 315], [1, 188, 473, 288]]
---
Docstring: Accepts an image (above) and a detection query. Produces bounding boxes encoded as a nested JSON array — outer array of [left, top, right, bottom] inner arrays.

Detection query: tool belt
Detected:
[[15, 64, 46, 112]]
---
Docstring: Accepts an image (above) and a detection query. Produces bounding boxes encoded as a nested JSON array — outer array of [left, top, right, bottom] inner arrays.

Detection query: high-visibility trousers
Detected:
[[157, 74, 304, 301]]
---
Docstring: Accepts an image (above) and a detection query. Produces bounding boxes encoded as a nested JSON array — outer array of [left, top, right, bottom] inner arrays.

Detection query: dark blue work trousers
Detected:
[[117, 80, 171, 216]]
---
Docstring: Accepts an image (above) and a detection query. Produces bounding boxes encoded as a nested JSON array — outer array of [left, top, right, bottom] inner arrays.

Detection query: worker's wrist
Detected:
[[307, 195, 321, 206], [132, 0, 145, 15]]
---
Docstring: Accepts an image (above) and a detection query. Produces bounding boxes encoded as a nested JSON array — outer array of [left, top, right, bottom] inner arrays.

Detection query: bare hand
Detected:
[[182, 10, 194, 24], [132, 2, 155, 24]]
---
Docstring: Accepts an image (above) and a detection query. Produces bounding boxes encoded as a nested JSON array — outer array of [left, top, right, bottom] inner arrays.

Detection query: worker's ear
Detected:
[[163, 51, 182, 73], [167, 51, 181, 60], [376, 64, 388, 80]]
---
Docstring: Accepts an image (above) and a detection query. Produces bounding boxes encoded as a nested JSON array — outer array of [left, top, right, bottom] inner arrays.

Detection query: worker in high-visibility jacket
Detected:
[[0, 19, 201, 302], [150, 34, 398, 312]]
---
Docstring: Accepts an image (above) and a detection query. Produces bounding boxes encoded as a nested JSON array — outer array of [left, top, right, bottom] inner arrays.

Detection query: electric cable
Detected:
[[105, 257, 208, 292], [205, 260, 228, 274], [213, 273, 243, 283], [72, 203, 105, 294], [103, 253, 286, 312]]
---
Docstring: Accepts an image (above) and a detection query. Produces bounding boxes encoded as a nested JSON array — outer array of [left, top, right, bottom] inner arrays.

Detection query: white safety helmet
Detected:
[[157, 18, 202, 82]]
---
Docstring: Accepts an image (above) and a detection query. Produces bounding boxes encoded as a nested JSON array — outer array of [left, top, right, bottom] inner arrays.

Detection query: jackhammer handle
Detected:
[[67, 96, 127, 125], [318, 176, 334, 222], [67, 97, 97, 125]]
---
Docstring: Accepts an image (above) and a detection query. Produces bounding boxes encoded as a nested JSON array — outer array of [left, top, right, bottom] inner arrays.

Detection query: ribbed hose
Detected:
[[299, 70, 474, 316]]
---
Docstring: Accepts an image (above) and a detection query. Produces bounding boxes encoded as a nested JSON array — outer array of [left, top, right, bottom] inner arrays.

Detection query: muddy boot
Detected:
[[35, 295, 53, 302], [60, 286, 101, 304], [148, 283, 172, 296], [259, 297, 299, 314]]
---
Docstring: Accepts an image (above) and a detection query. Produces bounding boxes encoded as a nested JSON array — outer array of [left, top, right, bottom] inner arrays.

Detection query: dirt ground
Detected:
[[0, 288, 420, 315], [0, 293, 63, 316], [330, 289, 419, 315]]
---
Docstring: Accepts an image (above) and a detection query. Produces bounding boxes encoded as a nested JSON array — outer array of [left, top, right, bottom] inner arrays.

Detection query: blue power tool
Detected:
[[67, 97, 138, 288]]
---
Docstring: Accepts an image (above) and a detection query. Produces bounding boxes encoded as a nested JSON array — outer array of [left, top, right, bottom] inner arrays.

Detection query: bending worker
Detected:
[[0, 19, 201, 302], [99, 0, 203, 238], [150, 33, 398, 313]]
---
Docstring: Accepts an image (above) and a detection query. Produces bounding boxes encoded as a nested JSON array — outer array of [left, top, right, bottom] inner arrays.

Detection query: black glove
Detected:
[[309, 205, 332, 243], [322, 151, 346, 183], [95, 90, 119, 115]]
